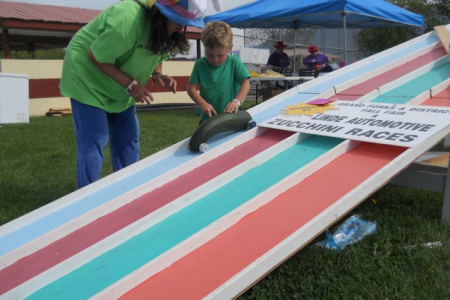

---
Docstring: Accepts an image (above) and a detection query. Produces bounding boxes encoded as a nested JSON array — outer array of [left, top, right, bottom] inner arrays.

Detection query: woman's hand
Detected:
[[129, 81, 154, 105], [154, 74, 177, 94]]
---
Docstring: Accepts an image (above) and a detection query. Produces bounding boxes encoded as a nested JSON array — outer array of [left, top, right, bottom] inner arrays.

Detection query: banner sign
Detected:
[[259, 101, 450, 147]]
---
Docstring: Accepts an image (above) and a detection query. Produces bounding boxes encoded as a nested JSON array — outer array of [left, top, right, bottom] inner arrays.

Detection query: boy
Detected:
[[188, 21, 250, 124]]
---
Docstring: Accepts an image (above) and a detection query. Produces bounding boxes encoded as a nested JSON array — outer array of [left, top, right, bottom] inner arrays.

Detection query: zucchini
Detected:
[[188, 111, 253, 152]]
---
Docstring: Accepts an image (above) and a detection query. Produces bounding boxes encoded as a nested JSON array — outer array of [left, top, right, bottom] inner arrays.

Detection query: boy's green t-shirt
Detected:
[[189, 55, 250, 121], [60, 0, 169, 113]]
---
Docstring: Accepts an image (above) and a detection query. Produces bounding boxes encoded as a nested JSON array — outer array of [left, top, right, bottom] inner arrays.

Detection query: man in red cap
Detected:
[[303, 45, 333, 72], [266, 41, 292, 72]]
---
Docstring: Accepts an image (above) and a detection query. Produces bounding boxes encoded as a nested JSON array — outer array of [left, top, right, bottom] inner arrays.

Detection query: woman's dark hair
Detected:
[[134, 0, 190, 55]]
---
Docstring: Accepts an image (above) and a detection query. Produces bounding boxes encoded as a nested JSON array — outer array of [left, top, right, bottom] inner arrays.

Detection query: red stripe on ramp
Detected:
[[0, 129, 293, 295], [337, 47, 447, 99], [120, 143, 406, 299], [423, 87, 450, 106]]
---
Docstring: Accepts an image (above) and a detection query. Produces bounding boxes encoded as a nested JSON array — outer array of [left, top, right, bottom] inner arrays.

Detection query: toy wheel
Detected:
[[199, 143, 209, 153], [247, 120, 257, 129]]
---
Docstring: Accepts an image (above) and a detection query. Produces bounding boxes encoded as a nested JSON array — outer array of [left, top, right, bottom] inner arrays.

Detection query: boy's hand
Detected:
[[154, 75, 177, 94], [200, 103, 217, 118], [225, 100, 240, 114]]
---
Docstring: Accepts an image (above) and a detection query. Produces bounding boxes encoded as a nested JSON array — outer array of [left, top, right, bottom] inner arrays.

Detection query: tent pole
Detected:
[[293, 29, 297, 72], [244, 28, 246, 47], [293, 20, 298, 73], [196, 39, 201, 59], [343, 12, 347, 65], [322, 29, 325, 55], [2, 28, 11, 59]]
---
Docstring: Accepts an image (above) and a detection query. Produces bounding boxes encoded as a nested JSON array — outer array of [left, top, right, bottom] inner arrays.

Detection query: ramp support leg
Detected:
[[444, 135, 450, 148], [442, 158, 450, 224]]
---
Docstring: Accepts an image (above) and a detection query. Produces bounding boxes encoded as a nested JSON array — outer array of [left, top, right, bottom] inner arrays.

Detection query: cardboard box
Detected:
[[262, 89, 284, 101]]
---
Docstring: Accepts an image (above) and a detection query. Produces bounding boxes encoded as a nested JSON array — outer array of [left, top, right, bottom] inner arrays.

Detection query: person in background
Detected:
[[187, 21, 250, 125], [59, 0, 208, 189], [303, 45, 333, 72], [267, 41, 292, 72]]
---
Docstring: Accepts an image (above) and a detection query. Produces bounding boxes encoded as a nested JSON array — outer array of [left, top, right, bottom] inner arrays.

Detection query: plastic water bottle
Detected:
[[315, 215, 377, 251], [331, 218, 360, 249]]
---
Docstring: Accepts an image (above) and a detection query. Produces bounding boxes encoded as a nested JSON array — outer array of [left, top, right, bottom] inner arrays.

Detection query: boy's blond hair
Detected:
[[201, 21, 233, 50]]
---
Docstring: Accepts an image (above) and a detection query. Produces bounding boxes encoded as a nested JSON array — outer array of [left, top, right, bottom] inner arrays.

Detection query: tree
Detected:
[[435, 0, 450, 16], [357, 0, 450, 58]]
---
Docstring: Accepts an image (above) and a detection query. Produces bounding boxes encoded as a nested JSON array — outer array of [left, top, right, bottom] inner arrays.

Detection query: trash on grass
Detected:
[[409, 241, 443, 249], [314, 214, 377, 251]]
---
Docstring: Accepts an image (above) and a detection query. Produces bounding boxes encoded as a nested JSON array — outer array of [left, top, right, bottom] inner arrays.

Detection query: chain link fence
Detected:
[[234, 28, 359, 70]]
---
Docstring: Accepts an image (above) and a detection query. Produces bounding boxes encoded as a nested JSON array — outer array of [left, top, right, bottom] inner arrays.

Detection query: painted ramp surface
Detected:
[[1, 25, 450, 300]]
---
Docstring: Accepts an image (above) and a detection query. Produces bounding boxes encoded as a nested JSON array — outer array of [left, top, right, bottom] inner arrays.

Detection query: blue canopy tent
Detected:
[[205, 0, 424, 69]]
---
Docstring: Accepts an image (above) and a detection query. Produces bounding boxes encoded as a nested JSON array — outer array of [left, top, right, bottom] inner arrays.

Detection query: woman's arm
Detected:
[[87, 49, 154, 104], [151, 63, 177, 94], [87, 49, 133, 88]]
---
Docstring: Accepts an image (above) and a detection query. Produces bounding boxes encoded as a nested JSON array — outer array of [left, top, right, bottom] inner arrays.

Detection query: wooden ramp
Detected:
[[1, 25, 450, 300], [435, 25, 450, 54]]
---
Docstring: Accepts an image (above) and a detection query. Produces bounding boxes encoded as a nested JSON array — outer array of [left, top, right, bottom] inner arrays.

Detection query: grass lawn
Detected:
[[1, 106, 449, 299]]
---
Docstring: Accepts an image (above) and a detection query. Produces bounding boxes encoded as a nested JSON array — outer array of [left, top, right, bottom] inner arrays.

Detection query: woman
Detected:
[[303, 45, 333, 72], [60, 0, 206, 189]]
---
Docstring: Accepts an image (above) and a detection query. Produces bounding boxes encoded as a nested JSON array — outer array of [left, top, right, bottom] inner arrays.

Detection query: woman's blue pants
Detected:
[[71, 99, 139, 189]]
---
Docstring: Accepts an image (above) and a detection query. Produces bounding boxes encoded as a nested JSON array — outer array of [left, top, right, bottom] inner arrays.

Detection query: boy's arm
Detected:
[[235, 78, 250, 103], [224, 78, 250, 114], [187, 82, 217, 118]]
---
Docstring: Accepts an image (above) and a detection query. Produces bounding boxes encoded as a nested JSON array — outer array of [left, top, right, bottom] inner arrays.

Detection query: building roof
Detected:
[[0, 0, 202, 52], [0, 1, 100, 24]]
